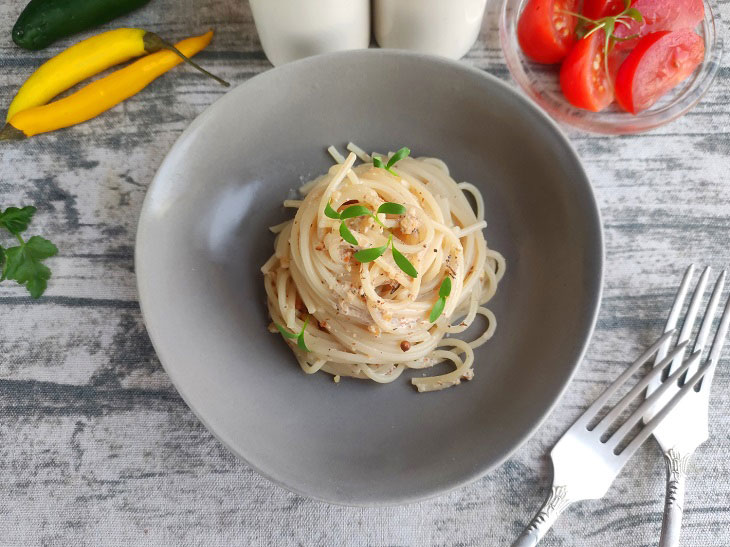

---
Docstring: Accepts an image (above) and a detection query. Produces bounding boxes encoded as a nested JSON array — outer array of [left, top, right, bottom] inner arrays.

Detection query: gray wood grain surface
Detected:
[[1, 0, 729, 545]]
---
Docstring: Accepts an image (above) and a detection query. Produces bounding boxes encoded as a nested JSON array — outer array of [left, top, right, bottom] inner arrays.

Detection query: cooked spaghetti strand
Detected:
[[262, 147, 504, 392]]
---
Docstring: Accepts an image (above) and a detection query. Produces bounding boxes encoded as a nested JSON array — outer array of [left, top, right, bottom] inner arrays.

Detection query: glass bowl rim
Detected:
[[498, 0, 724, 134]]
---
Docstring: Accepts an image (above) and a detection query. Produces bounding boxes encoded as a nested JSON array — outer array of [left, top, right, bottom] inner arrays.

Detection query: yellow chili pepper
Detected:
[[6, 28, 228, 121], [1, 31, 217, 140]]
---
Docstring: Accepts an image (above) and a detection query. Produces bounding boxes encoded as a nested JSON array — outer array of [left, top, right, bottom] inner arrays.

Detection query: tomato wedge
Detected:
[[582, 0, 625, 19], [518, 0, 580, 63], [614, 0, 704, 48], [560, 31, 615, 111], [615, 30, 705, 113]]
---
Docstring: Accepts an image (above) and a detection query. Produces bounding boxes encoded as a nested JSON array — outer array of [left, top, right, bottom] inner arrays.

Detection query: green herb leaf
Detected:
[[354, 244, 388, 263], [297, 317, 310, 351], [439, 276, 452, 298], [339, 222, 359, 245], [24, 235, 57, 259], [429, 276, 452, 322], [377, 202, 407, 216], [429, 297, 446, 323], [0, 245, 4, 266], [324, 202, 341, 219], [0, 206, 36, 235], [1, 236, 58, 299], [624, 7, 643, 22], [297, 332, 310, 351], [386, 147, 411, 168], [373, 148, 411, 176], [340, 205, 372, 219], [275, 322, 299, 339], [391, 245, 418, 278]]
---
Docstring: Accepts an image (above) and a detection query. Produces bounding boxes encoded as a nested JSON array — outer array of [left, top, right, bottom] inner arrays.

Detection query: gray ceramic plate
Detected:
[[136, 50, 603, 506]]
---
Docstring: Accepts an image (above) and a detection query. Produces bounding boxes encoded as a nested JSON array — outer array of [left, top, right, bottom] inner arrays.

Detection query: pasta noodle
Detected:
[[262, 146, 505, 392]]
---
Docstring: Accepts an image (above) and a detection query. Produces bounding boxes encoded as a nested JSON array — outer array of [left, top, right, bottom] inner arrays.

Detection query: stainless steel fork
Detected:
[[512, 275, 730, 547], [645, 265, 728, 547]]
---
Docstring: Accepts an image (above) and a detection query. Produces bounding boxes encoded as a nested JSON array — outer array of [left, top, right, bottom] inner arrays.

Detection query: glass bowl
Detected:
[[499, 0, 723, 134]]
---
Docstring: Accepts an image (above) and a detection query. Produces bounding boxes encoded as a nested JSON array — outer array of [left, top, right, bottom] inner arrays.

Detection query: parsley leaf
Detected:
[[2, 235, 58, 299], [0, 206, 36, 234], [0, 206, 56, 299]]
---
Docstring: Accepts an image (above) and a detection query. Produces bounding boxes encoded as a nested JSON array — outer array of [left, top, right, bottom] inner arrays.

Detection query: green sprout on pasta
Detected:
[[325, 201, 418, 278], [372, 147, 410, 176], [353, 234, 418, 279], [429, 276, 452, 323], [275, 318, 310, 352]]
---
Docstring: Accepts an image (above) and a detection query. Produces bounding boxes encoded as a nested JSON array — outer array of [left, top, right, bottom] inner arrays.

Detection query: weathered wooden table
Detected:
[[2, 0, 729, 545]]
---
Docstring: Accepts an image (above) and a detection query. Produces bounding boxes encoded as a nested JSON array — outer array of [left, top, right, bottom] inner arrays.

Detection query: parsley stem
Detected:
[[15, 233, 24, 245]]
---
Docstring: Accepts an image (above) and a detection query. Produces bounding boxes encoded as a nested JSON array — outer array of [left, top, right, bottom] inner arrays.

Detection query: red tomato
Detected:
[[560, 31, 615, 111], [615, 29, 705, 113], [583, 0, 625, 19], [614, 0, 704, 48], [518, 0, 580, 63]]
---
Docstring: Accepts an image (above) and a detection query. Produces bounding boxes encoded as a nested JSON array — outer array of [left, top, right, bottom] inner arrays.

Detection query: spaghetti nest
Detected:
[[262, 145, 505, 392]]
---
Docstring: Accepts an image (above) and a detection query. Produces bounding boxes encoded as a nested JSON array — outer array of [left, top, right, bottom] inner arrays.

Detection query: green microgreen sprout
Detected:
[[353, 234, 391, 263], [0, 205, 57, 298], [353, 233, 418, 279], [565, 0, 642, 88], [372, 147, 411, 176], [429, 276, 452, 323], [325, 202, 360, 245], [324, 200, 416, 277], [275, 317, 310, 352]]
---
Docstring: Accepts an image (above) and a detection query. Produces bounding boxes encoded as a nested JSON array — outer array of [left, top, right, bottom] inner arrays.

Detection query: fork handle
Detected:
[[659, 449, 691, 547], [512, 485, 573, 547]]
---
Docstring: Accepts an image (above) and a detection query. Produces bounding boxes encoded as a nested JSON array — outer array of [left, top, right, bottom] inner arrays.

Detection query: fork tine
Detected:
[[670, 266, 710, 373], [654, 264, 695, 365], [591, 341, 690, 437], [699, 289, 730, 390], [606, 350, 702, 450], [692, 271, 726, 358], [618, 356, 714, 464], [573, 330, 676, 428]]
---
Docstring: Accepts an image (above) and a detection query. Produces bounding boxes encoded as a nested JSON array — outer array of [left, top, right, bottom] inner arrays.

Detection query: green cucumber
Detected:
[[12, 0, 152, 50]]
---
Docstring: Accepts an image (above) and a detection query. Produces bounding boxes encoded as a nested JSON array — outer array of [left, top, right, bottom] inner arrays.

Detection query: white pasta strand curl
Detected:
[[262, 148, 505, 392]]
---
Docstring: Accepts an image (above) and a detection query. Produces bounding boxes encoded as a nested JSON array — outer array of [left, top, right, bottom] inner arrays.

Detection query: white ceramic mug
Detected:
[[249, 0, 371, 67], [373, 0, 487, 60]]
